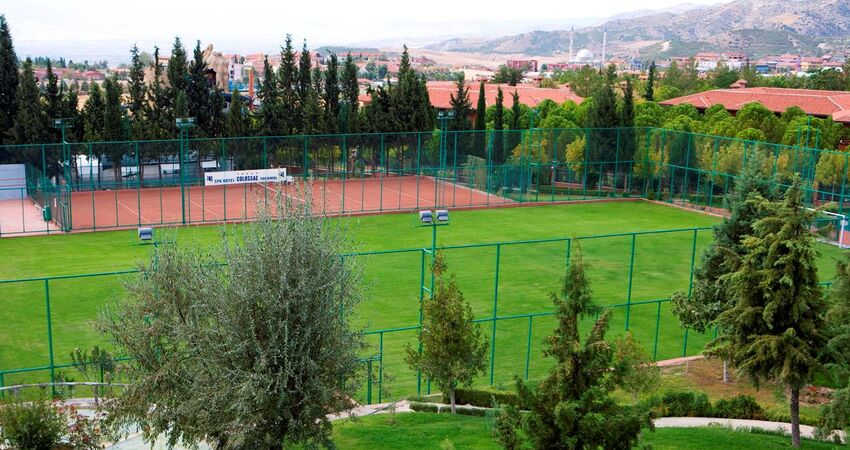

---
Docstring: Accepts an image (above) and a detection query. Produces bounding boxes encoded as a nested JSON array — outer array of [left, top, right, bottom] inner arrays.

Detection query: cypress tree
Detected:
[[323, 53, 340, 133], [448, 73, 472, 131], [341, 53, 359, 133], [82, 82, 105, 142], [208, 89, 226, 138], [44, 60, 62, 138], [473, 82, 486, 158], [644, 61, 656, 101], [258, 56, 280, 135], [586, 65, 619, 176], [226, 89, 249, 138], [506, 90, 522, 155], [62, 87, 82, 142], [493, 87, 505, 164], [146, 46, 172, 140], [620, 76, 636, 166], [710, 179, 827, 448], [102, 77, 127, 180], [187, 41, 212, 136], [279, 35, 298, 134], [0, 15, 19, 144], [12, 58, 49, 145]]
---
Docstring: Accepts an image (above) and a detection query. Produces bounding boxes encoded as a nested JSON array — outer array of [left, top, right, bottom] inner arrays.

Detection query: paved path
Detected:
[[655, 417, 845, 442]]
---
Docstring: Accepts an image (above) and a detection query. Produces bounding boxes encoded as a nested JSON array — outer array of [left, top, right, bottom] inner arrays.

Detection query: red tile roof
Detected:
[[425, 81, 583, 110], [660, 87, 850, 124]]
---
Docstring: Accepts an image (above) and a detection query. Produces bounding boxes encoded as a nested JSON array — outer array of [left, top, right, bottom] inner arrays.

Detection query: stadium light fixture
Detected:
[[419, 210, 433, 224]]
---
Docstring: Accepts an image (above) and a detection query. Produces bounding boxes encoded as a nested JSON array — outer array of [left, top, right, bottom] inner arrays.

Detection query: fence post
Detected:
[[653, 300, 661, 361], [525, 315, 533, 380], [625, 233, 636, 331], [378, 332, 384, 403], [366, 358, 373, 405], [45, 279, 56, 397], [490, 244, 501, 385], [417, 248, 426, 396]]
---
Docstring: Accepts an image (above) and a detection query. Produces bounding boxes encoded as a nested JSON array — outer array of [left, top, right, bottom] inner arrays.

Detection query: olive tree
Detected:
[[99, 186, 366, 450]]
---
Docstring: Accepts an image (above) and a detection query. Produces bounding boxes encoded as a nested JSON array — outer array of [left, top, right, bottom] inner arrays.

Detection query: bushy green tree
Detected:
[[405, 251, 488, 414], [323, 52, 340, 133], [493, 87, 505, 164], [502, 243, 652, 449], [279, 35, 299, 134], [818, 256, 850, 440], [82, 82, 105, 142], [614, 331, 660, 405], [12, 58, 48, 145], [167, 37, 188, 97], [187, 41, 212, 137], [643, 61, 655, 102], [709, 179, 827, 448], [473, 81, 487, 158], [99, 191, 366, 449]]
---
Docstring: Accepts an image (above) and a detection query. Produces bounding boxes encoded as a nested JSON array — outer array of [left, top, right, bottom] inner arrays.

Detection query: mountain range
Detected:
[[426, 0, 850, 58]]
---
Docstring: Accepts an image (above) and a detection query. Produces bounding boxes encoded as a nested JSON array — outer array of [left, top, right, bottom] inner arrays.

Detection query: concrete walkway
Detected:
[[655, 417, 845, 442]]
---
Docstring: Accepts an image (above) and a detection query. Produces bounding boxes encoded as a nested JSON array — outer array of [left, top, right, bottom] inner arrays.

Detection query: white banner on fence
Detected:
[[204, 168, 292, 186]]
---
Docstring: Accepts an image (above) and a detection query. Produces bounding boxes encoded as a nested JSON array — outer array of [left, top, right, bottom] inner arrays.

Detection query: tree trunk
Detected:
[[450, 386, 457, 414], [722, 360, 729, 383], [790, 385, 801, 448]]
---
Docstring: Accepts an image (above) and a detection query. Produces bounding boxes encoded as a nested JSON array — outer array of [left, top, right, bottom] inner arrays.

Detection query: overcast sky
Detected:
[[3, 0, 731, 62]]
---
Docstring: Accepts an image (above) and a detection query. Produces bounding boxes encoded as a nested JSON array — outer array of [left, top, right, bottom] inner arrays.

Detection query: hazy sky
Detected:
[[3, 0, 731, 61]]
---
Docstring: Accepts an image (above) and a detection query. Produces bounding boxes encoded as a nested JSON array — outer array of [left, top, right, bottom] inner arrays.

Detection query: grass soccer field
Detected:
[[0, 200, 845, 400]]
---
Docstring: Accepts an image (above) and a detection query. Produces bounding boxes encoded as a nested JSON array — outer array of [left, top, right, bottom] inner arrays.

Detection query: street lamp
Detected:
[[175, 117, 196, 225], [416, 208, 450, 394]]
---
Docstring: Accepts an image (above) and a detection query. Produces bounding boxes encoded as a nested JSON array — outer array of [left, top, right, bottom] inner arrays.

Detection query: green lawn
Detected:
[[0, 201, 845, 401], [328, 413, 844, 449]]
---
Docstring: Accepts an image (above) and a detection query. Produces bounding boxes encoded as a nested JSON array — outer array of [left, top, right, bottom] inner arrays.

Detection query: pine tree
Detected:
[[405, 251, 489, 414], [492, 87, 505, 164], [323, 53, 340, 133], [258, 56, 281, 136], [619, 76, 636, 169], [63, 86, 82, 142], [102, 77, 127, 179], [82, 82, 105, 142], [226, 89, 249, 138], [208, 89, 226, 138], [506, 91, 522, 155], [586, 65, 619, 178], [473, 82, 487, 158], [302, 67, 324, 135], [12, 58, 49, 145], [127, 44, 146, 117], [710, 179, 827, 448], [145, 46, 172, 140], [503, 243, 651, 449], [671, 154, 777, 382], [341, 53, 359, 133], [297, 40, 313, 133], [0, 15, 19, 144], [187, 41, 212, 137], [278, 35, 298, 134], [167, 37, 188, 97], [643, 61, 656, 101], [448, 73, 472, 131]]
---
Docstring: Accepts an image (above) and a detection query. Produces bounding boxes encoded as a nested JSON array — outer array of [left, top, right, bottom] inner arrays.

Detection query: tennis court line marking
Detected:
[[116, 198, 153, 224]]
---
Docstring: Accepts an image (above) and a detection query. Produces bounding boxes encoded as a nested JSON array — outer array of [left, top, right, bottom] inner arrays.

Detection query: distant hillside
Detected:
[[426, 0, 850, 57]]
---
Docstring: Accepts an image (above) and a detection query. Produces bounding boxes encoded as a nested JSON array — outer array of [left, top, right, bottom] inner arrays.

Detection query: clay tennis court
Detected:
[[66, 175, 512, 231]]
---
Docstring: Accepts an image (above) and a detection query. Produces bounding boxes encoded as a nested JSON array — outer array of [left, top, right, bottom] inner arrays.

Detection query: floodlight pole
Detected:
[[175, 118, 196, 225], [53, 118, 74, 231]]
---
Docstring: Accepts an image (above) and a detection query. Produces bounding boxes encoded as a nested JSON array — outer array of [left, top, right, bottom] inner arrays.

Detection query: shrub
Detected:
[[714, 395, 766, 420], [444, 388, 521, 409], [0, 398, 64, 450], [646, 190, 656, 200], [660, 391, 713, 417]]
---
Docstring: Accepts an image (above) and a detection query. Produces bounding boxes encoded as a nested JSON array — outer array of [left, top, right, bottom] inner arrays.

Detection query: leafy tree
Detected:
[[69, 346, 116, 405], [0, 15, 19, 144], [405, 251, 488, 414], [226, 89, 250, 137], [473, 82, 487, 158], [643, 61, 655, 102], [493, 65, 522, 86], [99, 192, 366, 449], [12, 58, 48, 145], [614, 331, 660, 405], [709, 179, 827, 448], [586, 65, 619, 176], [502, 243, 652, 449], [819, 256, 850, 439]]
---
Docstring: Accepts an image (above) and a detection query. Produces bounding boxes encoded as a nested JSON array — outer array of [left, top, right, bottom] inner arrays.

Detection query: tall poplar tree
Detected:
[[586, 65, 619, 177], [146, 46, 172, 140], [258, 57, 281, 136], [506, 91, 522, 154], [44, 60, 62, 142], [473, 82, 487, 158], [82, 82, 105, 142], [0, 15, 18, 144], [710, 179, 827, 448], [619, 76, 636, 166], [297, 40, 313, 133], [102, 77, 127, 178], [167, 37, 188, 97], [12, 58, 48, 145]]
